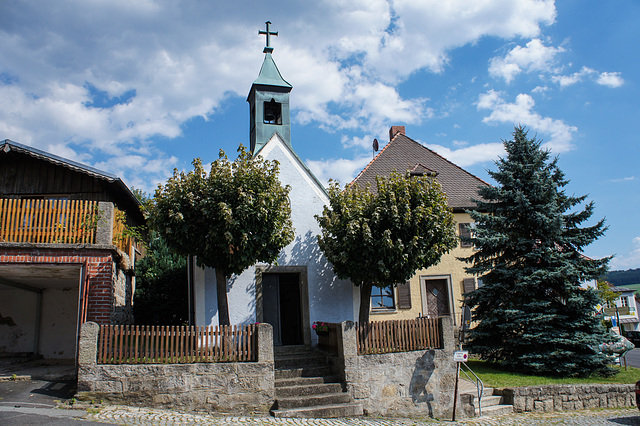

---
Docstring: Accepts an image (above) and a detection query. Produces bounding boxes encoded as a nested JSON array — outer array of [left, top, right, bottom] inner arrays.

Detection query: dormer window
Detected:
[[263, 99, 282, 125]]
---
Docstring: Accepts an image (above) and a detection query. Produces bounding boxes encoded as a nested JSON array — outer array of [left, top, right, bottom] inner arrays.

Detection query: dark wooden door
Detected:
[[262, 273, 303, 346], [424, 278, 450, 317]]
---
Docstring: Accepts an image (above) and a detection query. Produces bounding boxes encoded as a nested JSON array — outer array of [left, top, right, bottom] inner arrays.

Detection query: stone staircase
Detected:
[[460, 380, 513, 417], [270, 346, 363, 418]]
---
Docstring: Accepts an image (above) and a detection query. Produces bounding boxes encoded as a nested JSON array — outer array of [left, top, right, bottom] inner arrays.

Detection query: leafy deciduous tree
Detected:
[[317, 171, 458, 323], [151, 145, 294, 325], [463, 126, 613, 377]]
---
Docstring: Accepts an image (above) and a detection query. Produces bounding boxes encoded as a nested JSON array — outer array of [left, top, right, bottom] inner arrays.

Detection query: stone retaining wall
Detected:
[[499, 384, 635, 413], [76, 322, 276, 414], [335, 318, 459, 420]]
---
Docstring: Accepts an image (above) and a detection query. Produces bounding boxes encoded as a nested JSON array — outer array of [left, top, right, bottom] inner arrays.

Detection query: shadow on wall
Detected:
[[279, 231, 349, 320], [410, 350, 436, 417]]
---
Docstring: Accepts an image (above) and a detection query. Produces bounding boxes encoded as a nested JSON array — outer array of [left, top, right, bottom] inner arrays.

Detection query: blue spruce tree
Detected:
[[463, 126, 614, 377]]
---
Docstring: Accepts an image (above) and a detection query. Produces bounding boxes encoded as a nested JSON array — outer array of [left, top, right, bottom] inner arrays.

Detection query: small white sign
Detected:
[[453, 350, 468, 362]]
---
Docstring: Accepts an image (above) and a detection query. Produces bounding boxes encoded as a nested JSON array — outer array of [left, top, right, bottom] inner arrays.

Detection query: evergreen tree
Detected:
[[463, 126, 614, 377], [134, 230, 188, 325]]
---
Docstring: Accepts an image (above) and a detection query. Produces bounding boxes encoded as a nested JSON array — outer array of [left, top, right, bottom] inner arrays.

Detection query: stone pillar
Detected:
[[257, 323, 274, 363], [339, 321, 359, 390], [96, 201, 114, 245], [440, 316, 456, 356], [78, 321, 99, 367]]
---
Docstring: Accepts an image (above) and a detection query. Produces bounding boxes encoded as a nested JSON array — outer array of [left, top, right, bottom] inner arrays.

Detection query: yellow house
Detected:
[[350, 126, 490, 325]]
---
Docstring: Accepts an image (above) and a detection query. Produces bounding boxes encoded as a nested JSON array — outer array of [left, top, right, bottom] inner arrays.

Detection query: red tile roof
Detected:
[[350, 132, 489, 210]]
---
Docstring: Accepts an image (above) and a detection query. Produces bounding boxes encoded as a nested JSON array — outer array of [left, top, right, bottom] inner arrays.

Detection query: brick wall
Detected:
[[0, 246, 126, 325]]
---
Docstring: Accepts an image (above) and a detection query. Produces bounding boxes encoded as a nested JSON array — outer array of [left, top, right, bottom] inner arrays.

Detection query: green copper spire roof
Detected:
[[252, 52, 292, 89]]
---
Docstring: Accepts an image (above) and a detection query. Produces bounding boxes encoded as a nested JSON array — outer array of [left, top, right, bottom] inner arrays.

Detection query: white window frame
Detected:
[[370, 284, 396, 312], [420, 274, 455, 325]]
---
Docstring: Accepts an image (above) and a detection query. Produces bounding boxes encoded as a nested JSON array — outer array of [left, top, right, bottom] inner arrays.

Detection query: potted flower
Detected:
[[312, 321, 329, 336]]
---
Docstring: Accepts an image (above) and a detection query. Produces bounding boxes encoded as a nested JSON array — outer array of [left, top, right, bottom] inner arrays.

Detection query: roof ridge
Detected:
[[397, 133, 491, 187], [349, 133, 399, 187]]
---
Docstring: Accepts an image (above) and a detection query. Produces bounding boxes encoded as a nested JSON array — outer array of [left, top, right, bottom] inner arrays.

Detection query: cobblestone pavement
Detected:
[[84, 405, 640, 426]]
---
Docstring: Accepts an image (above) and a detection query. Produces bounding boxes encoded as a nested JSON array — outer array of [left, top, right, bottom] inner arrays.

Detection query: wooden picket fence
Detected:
[[0, 198, 97, 244], [357, 317, 441, 355], [97, 324, 258, 364]]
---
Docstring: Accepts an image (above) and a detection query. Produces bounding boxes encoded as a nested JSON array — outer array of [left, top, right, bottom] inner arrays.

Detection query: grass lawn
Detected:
[[464, 359, 640, 388]]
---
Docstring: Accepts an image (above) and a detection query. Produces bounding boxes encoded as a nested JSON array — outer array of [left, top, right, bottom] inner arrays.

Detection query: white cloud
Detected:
[[306, 155, 373, 186], [489, 39, 564, 83], [551, 67, 624, 88], [477, 90, 577, 152], [0, 0, 558, 185], [597, 71, 624, 88], [609, 176, 637, 183], [426, 142, 505, 167], [551, 66, 595, 87], [610, 237, 640, 270]]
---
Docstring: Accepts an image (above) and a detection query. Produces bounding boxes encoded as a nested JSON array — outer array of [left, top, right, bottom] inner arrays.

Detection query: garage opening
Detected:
[[0, 264, 82, 362]]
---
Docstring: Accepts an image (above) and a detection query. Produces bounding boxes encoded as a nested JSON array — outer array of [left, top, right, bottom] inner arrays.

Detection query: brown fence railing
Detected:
[[97, 324, 258, 364], [356, 317, 441, 355], [1, 198, 136, 256], [0, 198, 97, 244], [317, 322, 340, 355], [112, 208, 134, 257]]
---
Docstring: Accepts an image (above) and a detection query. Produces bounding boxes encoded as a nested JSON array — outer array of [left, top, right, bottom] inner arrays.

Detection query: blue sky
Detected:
[[1, 1, 638, 270]]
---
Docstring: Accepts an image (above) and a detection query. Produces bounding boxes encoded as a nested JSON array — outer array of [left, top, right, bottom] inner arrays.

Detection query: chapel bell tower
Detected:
[[248, 21, 292, 154]]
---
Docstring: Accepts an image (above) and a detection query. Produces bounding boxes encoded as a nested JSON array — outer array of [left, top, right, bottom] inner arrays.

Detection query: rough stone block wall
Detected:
[[338, 317, 458, 420], [347, 349, 457, 419], [77, 322, 276, 414], [77, 362, 275, 414], [500, 384, 635, 412], [111, 267, 134, 324]]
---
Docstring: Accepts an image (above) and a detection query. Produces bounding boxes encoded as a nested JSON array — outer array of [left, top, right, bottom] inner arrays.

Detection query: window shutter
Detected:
[[463, 278, 476, 294], [397, 280, 411, 309]]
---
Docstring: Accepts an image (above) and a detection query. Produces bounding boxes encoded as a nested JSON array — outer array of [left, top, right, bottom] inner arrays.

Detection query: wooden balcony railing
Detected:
[[0, 198, 136, 257], [98, 324, 258, 364], [0, 198, 97, 244], [356, 317, 442, 355]]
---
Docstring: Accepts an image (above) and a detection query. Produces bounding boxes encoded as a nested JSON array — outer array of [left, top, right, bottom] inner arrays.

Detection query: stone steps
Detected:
[[276, 382, 344, 398], [480, 403, 515, 417], [275, 376, 341, 388], [275, 366, 335, 380], [270, 346, 363, 419], [276, 392, 353, 409], [461, 384, 514, 418]]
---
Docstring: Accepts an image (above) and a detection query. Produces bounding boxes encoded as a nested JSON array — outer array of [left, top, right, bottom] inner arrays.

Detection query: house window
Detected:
[[459, 223, 472, 248], [620, 297, 629, 307], [371, 285, 395, 310], [263, 99, 282, 125]]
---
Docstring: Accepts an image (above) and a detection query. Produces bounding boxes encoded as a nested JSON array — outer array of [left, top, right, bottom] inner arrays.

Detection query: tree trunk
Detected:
[[215, 268, 231, 326], [358, 282, 373, 324]]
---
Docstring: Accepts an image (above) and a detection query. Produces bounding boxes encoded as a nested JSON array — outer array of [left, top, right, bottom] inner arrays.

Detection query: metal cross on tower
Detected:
[[259, 21, 278, 54]]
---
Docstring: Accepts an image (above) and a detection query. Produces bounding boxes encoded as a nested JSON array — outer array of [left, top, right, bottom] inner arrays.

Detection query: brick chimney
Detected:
[[389, 126, 405, 140]]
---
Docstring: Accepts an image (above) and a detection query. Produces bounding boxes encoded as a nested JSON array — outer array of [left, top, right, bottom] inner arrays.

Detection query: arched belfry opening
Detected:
[[247, 21, 292, 154], [263, 99, 282, 125]]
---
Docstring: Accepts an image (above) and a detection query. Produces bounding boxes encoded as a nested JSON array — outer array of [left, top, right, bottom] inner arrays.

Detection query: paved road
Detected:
[[624, 348, 640, 369], [0, 378, 114, 425], [0, 378, 638, 425], [84, 405, 640, 425]]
